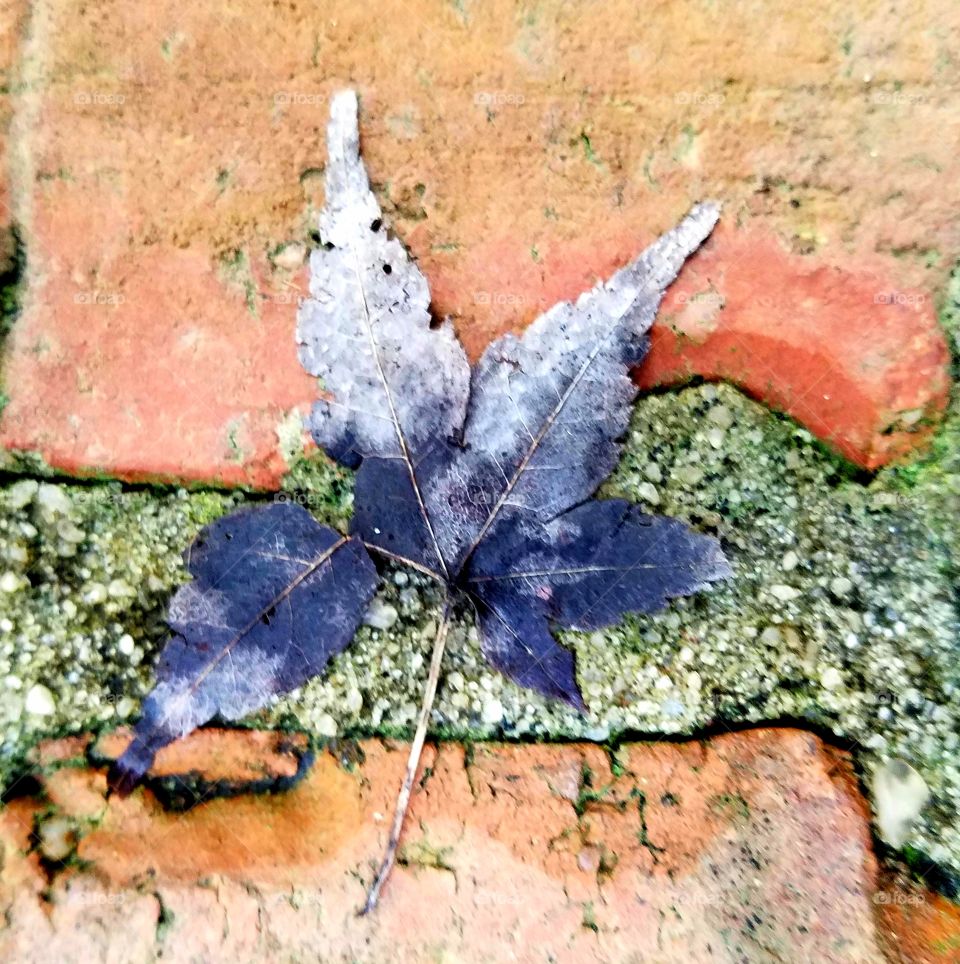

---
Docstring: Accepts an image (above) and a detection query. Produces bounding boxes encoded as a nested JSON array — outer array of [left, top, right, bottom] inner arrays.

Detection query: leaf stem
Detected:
[[360, 542, 444, 583], [360, 595, 453, 914]]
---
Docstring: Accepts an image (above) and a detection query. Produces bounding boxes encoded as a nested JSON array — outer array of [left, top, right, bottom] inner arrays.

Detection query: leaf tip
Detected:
[[106, 738, 155, 798], [329, 88, 359, 122], [106, 761, 139, 798], [681, 200, 721, 247], [566, 688, 588, 714]]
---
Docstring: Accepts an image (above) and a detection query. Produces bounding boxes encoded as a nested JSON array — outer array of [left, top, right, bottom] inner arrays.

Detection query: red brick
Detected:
[[3, 727, 943, 962], [638, 224, 952, 469], [0, 0, 956, 484]]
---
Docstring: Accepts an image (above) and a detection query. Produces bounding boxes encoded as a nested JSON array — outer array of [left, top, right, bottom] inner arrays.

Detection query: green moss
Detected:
[[0, 448, 56, 476], [877, 263, 960, 560], [398, 833, 455, 872], [578, 132, 602, 167], [709, 792, 751, 823], [278, 449, 355, 531], [217, 248, 258, 317]]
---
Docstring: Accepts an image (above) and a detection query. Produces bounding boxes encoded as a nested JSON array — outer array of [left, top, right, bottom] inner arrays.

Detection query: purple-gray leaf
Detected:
[[464, 501, 731, 704], [468, 500, 732, 630], [296, 90, 470, 578], [108, 503, 377, 795], [119, 91, 731, 794], [348, 200, 719, 577], [302, 90, 728, 709]]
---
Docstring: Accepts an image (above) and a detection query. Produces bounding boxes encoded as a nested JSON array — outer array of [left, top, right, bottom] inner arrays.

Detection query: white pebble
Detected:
[[770, 584, 801, 602], [830, 576, 854, 597], [363, 600, 398, 630], [871, 760, 929, 848], [84, 584, 108, 604], [708, 405, 733, 429], [0, 572, 22, 593], [36, 484, 72, 517], [781, 551, 799, 572], [820, 667, 843, 690], [118, 634, 135, 656], [25, 684, 56, 716], [8, 479, 39, 510], [315, 713, 338, 737], [271, 241, 306, 271], [637, 482, 660, 505], [57, 520, 86, 544], [481, 698, 504, 724], [116, 697, 136, 717]]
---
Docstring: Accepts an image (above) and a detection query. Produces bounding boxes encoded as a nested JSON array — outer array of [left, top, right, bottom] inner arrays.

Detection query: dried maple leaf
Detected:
[[111, 90, 731, 912], [108, 504, 377, 796]]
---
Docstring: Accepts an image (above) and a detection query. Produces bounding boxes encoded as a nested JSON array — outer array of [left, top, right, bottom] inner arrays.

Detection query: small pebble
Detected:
[[820, 667, 843, 690], [636, 482, 660, 505], [830, 576, 854, 598], [0, 572, 21, 593], [781, 551, 799, 572], [707, 405, 733, 429], [38, 816, 76, 862], [84, 583, 108, 605], [770, 584, 801, 602], [315, 713, 338, 737], [25, 684, 56, 716], [36, 484, 72, 518], [57, 520, 85, 544], [7, 479, 38, 510], [363, 600, 398, 630], [872, 760, 929, 848], [481, 698, 504, 724], [108, 579, 135, 599], [271, 241, 307, 272], [707, 427, 725, 449]]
